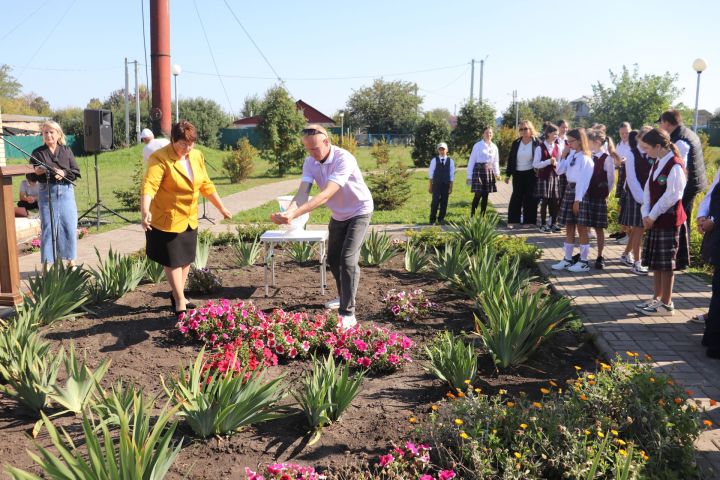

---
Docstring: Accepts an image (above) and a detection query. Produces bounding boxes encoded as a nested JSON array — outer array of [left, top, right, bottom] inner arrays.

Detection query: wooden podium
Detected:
[[0, 164, 34, 306]]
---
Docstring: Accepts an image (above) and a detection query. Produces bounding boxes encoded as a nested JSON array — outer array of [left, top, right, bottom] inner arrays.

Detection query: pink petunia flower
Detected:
[[379, 454, 394, 467]]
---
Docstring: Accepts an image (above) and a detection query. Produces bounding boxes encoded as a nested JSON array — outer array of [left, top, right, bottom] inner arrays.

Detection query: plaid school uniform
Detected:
[[641, 155, 688, 271], [471, 162, 497, 194], [557, 182, 578, 225], [556, 138, 569, 201], [534, 142, 560, 199], [620, 149, 654, 228], [578, 153, 610, 229]]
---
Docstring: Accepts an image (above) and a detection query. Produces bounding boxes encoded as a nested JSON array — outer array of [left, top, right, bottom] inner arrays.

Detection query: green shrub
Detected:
[[494, 126, 517, 168], [233, 237, 263, 267], [87, 247, 146, 303], [404, 240, 430, 273], [23, 261, 91, 325], [457, 246, 531, 300], [431, 241, 469, 284], [422, 356, 705, 479], [285, 242, 316, 263], [405, 226, 450, 251], [412, 116, 452, 168], [112, 158, 143, 210], [187, 266, 223, 294], [236, 222, 272, 242], [49, 343, 110, 416], [163, 350, 286, 438], [223, 137, 256, 183], [0, 310, 39, 379], [194, 230, 214, 269], [360, 230, 398, 266], [329, 133, 358, 156], [6, 391, 182, 479], [475, 286, 573, 368], [366, 161, 412, 211], [424, 331, 478, 393], [213, 231, 237, 246], [493, 234, 542, 269], [450, 212, 499, 252], [293, 355, 365, 443]]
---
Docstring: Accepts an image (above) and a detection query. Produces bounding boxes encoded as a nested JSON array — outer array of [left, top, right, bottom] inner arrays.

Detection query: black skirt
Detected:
[[146, 226, 197, 267]]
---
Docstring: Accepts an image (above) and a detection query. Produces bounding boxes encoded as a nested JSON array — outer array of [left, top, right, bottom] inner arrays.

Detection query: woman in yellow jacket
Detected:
[[141, 120, 231, 317]]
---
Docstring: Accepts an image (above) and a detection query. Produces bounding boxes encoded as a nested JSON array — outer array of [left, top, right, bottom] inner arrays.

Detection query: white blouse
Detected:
[[532, 141, 558, 170], [557, 149, 593, 201], [641, 151, 687, 221], [467, 140, 500, 178], [516, 140, 534, 171]]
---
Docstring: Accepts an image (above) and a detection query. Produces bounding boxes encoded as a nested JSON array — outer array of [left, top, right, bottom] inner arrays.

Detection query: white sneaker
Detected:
[[635, 298, 660, 311], [640, 302, 675, 316], [631, 263, 648, 276], [552, 259, 574, 270], [617, 235, 629, 245], [567, 260, 590, 272], [620, 253, 635, 266], [338, 315, 357, 330], [325, 298, 340, 309]]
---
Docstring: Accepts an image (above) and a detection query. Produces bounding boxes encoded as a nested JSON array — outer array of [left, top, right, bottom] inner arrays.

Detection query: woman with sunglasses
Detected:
[[505, 120, 540, 227], [552, 128, 594, 273], [141, 120, 232, 317]]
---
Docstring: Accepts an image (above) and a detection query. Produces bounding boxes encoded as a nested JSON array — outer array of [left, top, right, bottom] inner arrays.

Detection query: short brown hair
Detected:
[[171, 120, 198, 143], [659, 109, 682, 126]]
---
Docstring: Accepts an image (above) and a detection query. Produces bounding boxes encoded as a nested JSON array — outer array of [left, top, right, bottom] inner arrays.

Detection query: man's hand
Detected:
[[271, 211, 293, 225], [697, 216, 707, 233], [428, 184, 433, 194], [700, 217, 715, 233], [448, 185, 453, 194], [504, 177, 510, 184]]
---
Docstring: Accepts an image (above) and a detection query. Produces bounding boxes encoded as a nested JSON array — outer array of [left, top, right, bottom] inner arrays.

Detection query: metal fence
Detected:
[[2, 134, 81, 159]]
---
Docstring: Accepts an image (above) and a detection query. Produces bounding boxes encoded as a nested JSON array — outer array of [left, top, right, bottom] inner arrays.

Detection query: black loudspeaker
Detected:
[[83, 109, 113, 152]]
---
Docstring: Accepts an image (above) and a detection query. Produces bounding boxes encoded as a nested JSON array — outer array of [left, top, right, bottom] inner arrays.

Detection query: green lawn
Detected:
[[8, 144, 297, 233], [229, 168, 485, 225]]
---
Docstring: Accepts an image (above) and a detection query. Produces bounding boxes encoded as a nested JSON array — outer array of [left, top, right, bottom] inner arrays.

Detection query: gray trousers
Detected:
[[327, 214, 371, 316]]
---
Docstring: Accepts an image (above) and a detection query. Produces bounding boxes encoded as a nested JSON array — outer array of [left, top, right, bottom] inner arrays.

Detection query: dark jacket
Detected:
[[505, 137, 540, 177], [670, 125, 707, 198], [30, 144, 81, 184], [708, 180, 720, 266]]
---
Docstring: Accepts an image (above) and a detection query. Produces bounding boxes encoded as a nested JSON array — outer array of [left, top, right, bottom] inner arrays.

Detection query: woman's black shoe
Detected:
[[170, 295, 176, 312], [175, 310, 187, 320], [185, 299, 197, 310]]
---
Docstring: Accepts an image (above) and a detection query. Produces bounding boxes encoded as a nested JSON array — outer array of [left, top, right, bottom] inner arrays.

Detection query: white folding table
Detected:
[[259, 230, 328, 296]]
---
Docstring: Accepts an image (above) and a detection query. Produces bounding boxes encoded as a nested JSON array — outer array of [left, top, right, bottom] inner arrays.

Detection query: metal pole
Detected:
[[693, 71, 702, 132], [134, 61, 141, 143], [150, 0, 172, 136], [341, 115, 344, 139], [470, 59, 475, 103], [174, 74, 179, 123], [124, 57, 130, 146], [514, 90, 519, 130], [479, 59, 484, 105]]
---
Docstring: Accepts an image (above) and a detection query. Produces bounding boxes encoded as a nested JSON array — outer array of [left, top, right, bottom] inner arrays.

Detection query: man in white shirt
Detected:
[[270, 125, 373, 330], [141, 128, 171, 163], [428, 142, 455, 224]]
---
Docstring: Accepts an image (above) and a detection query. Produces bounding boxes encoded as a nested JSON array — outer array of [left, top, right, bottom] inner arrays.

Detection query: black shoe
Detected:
[[572, 253, 581, 264], [702, 335, 709, 347], [595, 256, 605, 269], [175, 310, 187, 320], [185, 299, 197, 310], [706, 346, 720, 359], [609, 232, 620, 239], [170, 295, 176, 313]]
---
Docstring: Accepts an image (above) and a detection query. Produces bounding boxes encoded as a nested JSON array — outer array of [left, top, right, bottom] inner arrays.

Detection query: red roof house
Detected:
[[232, 99, 335, 129]]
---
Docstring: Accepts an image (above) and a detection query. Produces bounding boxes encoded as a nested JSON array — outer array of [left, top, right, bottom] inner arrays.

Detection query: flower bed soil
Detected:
[[0, 246, 599, 479]]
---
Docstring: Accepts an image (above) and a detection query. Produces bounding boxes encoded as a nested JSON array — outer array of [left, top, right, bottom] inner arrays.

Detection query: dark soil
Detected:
[[0, 247, 600, 479]]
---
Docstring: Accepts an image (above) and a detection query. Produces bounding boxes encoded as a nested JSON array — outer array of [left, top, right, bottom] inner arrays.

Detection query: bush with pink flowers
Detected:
[[382, 289, 434, 322], [324, 324, 414, 372], [245, 462, 326, 480], [375, 442, 456, 480]]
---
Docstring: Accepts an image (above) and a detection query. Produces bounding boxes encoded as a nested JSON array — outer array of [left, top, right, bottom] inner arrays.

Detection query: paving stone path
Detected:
[[491, 180, 720, 477]]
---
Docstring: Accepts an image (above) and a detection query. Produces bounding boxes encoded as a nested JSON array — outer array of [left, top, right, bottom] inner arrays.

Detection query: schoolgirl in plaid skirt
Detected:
[[556, 121, 571, 214], [636, 128, 689, 317], [533, 123, 561, 232], [467, 128, 500, 216]]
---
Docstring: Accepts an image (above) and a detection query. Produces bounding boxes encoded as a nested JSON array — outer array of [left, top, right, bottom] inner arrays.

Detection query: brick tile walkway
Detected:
[[492, 181, 720, 477]]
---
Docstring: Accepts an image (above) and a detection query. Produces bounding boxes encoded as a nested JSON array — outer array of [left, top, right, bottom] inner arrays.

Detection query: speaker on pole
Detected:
[[83, 109, 113, 152]]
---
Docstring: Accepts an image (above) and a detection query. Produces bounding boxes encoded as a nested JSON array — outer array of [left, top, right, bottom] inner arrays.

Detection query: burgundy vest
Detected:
[[537, 142, 558, 180], [587, 153, 610, 199], [649, 156, 687, 229], [632, 148, 653, 186]]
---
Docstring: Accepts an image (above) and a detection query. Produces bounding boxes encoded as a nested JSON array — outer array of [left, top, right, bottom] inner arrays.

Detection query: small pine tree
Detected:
[[367, 145, 412, 211], [112, 158, 144, 210], [412, 116, 452, 167], [329, 133, 358, 156], [223, 137, 257, 183], [371, 139, 391, 167]]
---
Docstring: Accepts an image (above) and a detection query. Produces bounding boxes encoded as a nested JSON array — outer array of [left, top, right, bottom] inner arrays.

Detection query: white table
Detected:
[[260, 230, 329, 296]]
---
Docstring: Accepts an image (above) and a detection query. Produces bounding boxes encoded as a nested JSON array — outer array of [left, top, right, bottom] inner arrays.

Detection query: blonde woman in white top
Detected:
[[467, 127, 500, 216]]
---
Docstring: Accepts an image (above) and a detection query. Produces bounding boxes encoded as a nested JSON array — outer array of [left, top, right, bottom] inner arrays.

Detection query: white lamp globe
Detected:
[[172, 64, 182, 76], [693, 58, 707, 73]]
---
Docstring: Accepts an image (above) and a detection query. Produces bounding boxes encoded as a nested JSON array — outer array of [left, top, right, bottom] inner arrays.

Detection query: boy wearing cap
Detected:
[[428, 142, 455, 224], [270, 124, 374, 330], [141, 128, 170, 163]]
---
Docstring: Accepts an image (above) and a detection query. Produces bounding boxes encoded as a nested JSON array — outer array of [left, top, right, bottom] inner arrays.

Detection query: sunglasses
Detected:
[[519, 128, 529, 131], [302, 128, 326, 136]]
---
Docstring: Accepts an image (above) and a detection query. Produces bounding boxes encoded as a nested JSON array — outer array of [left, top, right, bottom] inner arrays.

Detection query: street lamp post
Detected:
[[339, 112, 345, 139], [692, 58, 707, 133], [172, 64, 182, 124]]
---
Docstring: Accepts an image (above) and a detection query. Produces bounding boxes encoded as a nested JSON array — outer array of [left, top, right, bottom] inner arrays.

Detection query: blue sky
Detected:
[[3, 0, 719, 121]]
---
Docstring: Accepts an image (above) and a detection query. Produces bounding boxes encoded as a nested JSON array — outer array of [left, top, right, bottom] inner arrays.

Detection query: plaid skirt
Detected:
[[577, 195, 609, 229], [558, 174, 568, 200], [615, 164, 626, 199], [471, 163, 497, 194], [534, 173, 560, 199], [557, 182, 578, 225], [643, 227, 684, 271], [619, 188, 643, 227]]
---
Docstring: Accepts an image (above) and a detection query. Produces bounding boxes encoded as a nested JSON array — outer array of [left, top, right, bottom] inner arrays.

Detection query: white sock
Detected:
[[564, 243, 574, 260], [580, 244, 590, 261]]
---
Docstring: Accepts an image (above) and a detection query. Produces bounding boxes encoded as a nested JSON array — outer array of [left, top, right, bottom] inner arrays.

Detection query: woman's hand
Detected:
[[141, 210, 153, 231], [54, 169, 65, 181], [642, 216, 654, 230], [219, 206, 232, 219], [504, 177, 510, 184], [572, 201, 580, 216], [550, 157, 557, 166], [697, 216, 707, 233], [701, 217, 715, 233], [34, 166, 46, 176]]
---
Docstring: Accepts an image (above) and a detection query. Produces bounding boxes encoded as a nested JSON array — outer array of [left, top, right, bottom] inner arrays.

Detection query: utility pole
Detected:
[[134, 61, 141, 143], [124, 58, 130, 146], [479, 58, 485, 105], [469, 59, 475, 103], [415, 83, 419, 116], [513, 90, 519, 130], [150, 0, 172, 136]]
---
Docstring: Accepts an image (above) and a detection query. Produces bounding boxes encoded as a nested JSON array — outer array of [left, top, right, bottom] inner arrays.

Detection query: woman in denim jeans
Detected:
[[31, 121, 80, 265]]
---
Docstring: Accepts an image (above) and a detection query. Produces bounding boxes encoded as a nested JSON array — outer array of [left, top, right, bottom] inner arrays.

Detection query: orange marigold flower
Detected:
[[447, 392, 455, 399], [600, 363, 611, 371], [686, 389, 694, 396], [704, 419, 713, 427], [454, 418, 464, 426], [549, 380, 558, 387], [579, 394, 588, 401], [507, 401, 515, 408], [431, 405, 439, 411], [520, 423, 528, 430], [588, 380, 596, 385], [674, 397, 682, 405], [616, 439, 626, 446], [457, 392, 466, 398], [540, 388, 550, 395], [640, 451, 649, 461], [711, 399, 718, 407], [644, 354, 653, 361], [649, 377, 656, 383], [532, 402, 542, 409], [667, 379, 674, 385], [459, 431, 469, 439], [658, 399, 665, 406], [626, 351, 638, 357], [409, 417, 417, 423]]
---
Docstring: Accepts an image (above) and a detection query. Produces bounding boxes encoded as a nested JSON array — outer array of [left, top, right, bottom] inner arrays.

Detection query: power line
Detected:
[[193, 0, 236, 117], [7, 64, 121, 73], [223, 0, 284, 86], [1, 0, 53, 42], [419, 66, 470, 95], [16, 0, 77, 81], [140, 0, 151, 113]]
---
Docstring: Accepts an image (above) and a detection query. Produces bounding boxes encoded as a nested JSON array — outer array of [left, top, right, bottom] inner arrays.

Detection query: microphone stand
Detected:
[[0, 134, 77, 263], [199, 156, 218, 224]]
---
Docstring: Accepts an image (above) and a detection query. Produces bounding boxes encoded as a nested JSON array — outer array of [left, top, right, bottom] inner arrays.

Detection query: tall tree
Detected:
[[451, 102, 496, 156], [178, 97, 231, 148], [501, 96, 574, 129], [256, 85, 306, 176], [0, 64, 21, 98], [52, 107, 85, 136], [425, 108, 452, 124], [345, 79, 422, 134], [241, 94, 263, 118], [412, 116, 452, 167], [588, 65, 681, 131]]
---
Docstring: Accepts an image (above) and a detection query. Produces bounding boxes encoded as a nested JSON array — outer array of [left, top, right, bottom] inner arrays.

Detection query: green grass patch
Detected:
[[229, 168, 488, 225]]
